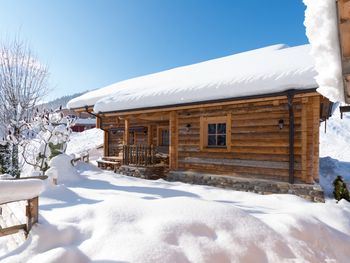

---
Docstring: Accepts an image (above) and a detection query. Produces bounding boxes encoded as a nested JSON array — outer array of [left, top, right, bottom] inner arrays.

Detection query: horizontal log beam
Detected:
[[0, 224, 26, 237]]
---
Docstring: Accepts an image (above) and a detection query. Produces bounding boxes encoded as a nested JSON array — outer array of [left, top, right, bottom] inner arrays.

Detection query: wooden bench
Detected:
[[97, 156, 122, 171]]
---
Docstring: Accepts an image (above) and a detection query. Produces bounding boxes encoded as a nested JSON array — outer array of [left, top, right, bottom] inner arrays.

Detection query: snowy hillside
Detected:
[[38, 91, 87, 111], [0, 112, 350, 262]]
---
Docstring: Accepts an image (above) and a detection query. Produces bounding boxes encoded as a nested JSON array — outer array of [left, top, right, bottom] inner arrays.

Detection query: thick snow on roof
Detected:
[[303, 0, 344, 103], [68, 44, 317, 112]]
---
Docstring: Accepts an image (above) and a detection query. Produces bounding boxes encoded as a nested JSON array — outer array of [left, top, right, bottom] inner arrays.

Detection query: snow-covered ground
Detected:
[[0, 114, 350, 262]]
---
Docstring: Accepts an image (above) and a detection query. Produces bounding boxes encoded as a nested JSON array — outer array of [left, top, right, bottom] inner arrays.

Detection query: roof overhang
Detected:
[[69, 105, 94, 113], [97, 88, 318, 116], [337, 0, 350, 103]]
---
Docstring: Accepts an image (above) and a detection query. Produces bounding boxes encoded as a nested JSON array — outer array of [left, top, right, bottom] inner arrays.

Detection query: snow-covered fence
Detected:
[[0, 179, 43, 238], [71, 152, 90, 166]]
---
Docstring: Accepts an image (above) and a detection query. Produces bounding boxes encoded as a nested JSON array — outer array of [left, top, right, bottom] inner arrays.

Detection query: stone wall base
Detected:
[[116, 165, 167, 180], [167, 171, 325, 202]]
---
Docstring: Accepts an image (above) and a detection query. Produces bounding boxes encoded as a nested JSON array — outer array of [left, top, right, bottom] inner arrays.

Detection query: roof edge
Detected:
[[96, 88, 318, 115]]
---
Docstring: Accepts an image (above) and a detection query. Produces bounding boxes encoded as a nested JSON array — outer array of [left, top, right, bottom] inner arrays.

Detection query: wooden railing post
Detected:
[[26, 197, 39, 237], [0, 196, 39, 239]]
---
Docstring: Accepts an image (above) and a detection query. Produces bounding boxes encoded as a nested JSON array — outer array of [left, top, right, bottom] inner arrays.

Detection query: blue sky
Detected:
[[0, 0, 308, 101]]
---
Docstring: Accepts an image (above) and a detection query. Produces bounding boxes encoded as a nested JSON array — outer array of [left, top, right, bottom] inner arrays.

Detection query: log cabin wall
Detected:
[[176, 93, 321, 184], [108, 130, 124, 156]]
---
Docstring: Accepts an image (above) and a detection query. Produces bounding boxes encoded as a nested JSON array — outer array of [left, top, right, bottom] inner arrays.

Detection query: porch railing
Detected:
[[122, 145, 155, 166]]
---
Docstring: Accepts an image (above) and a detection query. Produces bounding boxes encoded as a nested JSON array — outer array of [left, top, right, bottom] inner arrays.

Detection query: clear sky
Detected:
[[0, 0, 308, 101]]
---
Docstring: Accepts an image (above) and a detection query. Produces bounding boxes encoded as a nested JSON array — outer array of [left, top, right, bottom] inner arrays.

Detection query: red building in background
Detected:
[[61, 109, 96, 132]]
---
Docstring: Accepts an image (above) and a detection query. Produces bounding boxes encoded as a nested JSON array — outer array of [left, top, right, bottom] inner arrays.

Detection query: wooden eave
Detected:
[[69, 105, 94, 113], [337, 0, 350, 103], [96, 88, 318, 117]]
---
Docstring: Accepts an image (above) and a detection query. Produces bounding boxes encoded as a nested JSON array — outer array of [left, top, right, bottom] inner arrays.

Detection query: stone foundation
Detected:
[[116, 165, 167, 180], [167, 171, 325, 202]]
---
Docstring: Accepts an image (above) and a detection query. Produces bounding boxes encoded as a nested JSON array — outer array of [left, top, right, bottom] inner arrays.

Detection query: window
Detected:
[[157, 126, 169, 146], [207, 123, 226, 147], [129, 131, 135, 145], [161, 129, 169, 146], [200, 115, 231, 151]]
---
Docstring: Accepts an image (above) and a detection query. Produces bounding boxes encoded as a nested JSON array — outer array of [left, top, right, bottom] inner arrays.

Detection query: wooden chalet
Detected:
[[68, 44, 334, 200]]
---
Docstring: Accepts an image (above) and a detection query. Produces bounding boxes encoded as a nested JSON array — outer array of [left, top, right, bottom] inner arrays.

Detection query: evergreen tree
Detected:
[[333, 176, 350, 202], [0, 141, 10, 174]]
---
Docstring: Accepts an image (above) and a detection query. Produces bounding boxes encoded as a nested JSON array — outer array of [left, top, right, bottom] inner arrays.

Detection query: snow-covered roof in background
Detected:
[[303, 0, 344, 103], [68, 44, 317, 113], [74, 118, 96, 125]]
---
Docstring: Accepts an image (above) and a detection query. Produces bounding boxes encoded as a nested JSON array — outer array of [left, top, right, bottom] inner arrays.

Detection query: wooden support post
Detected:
[[312, 96, 320, 182], [287, 92, 295, 184], [147, 125, 153, 145], [96, 116, 101, 129], [124, 119, 130, 145], [301, 100, 308, 182], [169, 111, 178, 170], [306, 98, 314, 183], [104, 130, 109, 157], [25, 197, 39, 237]]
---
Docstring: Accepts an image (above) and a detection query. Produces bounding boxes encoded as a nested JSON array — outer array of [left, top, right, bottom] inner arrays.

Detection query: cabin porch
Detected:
[[98, 111, 176, 179]]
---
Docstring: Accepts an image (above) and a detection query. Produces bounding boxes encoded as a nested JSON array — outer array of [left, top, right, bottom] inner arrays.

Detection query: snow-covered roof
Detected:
[[74, 118, 96, 125], [68, 44, 317, 113]]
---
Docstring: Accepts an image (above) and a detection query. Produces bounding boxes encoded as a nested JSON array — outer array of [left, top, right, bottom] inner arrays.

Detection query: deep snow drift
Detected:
[[1, 163, 350, 263], [0, 114, 350, 262]]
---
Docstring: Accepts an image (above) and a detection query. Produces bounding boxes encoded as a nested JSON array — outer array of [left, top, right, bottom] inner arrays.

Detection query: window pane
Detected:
[[217, 135, 226, 146], [208, 124, 216, 134], [208, 135, 217, 146], [217, 123, 226, 134], [161, 129, 169, 146]]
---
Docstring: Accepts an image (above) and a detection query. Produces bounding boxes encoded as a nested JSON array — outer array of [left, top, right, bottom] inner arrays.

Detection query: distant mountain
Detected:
[[39, 91, 88, 111]]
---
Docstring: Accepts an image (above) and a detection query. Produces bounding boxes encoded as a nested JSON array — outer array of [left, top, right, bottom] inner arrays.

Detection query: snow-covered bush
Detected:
[[22, 110, 75, 175], [46, 153, 82, 185], [5, 108, 75, 177]]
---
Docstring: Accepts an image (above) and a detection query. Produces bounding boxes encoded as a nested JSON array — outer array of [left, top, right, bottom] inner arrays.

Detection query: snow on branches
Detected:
[[6, 107, 76, 177]]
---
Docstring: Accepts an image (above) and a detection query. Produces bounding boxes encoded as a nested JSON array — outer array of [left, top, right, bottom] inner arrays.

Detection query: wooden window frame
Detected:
[[200, 114, 231, 152]]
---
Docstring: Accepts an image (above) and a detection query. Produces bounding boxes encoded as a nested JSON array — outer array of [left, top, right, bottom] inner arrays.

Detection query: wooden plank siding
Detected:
[[176, 94, 322, 183], [108, 130, 124, 156]]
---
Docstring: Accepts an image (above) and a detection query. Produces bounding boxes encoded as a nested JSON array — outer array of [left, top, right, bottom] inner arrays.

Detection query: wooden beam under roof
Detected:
[[337, 0, 350, 102]]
